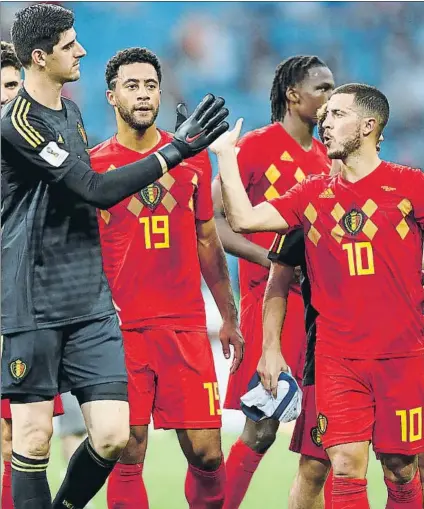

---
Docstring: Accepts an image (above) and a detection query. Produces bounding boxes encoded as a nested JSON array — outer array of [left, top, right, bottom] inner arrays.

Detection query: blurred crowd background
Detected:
[[3, 1, 424, 288]]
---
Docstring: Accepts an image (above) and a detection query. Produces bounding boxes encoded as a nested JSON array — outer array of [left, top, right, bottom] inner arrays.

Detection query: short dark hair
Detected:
[[331, 83, 390, 136], [11, 3, 74, 68], [105, 47, 162, 90], [1, 41, 21, 71], [270, 55, 327, 123]]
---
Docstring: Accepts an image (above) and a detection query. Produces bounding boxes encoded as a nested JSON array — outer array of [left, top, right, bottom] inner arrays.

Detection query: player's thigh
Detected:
[[373, 355, 424, 456], [290, 384, 329, 462], [1, 329, 62, 399], [240, 417, 279, 453], [153, 330, 222, 430], [176, 428, 223, 469], [121, 329, 156, 427], [61, 314, 127, 392], [1, 418, 12, 461], [56, 392, 86, 438], [315, 355, 374, 450]]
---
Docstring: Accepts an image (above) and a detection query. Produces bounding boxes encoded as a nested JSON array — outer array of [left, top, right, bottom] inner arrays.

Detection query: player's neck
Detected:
[[280, 113, 314, 151], [341, 149, 381, 183], [116, 123, 160, 154], [23, 71, 63, 111]]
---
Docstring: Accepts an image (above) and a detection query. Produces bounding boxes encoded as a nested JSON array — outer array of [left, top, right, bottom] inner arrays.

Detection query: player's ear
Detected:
[[31, 49, 47, 68], [286, 86, 300, 106], [362, 117, 377, 138], [106, 89, 116, 107]]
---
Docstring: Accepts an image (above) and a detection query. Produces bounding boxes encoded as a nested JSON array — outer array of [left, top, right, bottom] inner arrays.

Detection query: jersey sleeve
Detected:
[[409, 168, 424, 228], [268, 229, 306, 266], [1, 112, 78, 183], [193, 150, 214, 221], [268, 180, 306, 229]]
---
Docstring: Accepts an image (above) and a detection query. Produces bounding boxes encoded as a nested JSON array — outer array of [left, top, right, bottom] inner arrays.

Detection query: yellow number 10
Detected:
[[396, 407, 422, 442], [139, 215, 170, 249], [342, 242, 375, 276]]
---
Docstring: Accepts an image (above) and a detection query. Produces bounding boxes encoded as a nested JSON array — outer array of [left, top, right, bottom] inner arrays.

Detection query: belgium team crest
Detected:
[[343, 209, 364, 235], [311, 427, 323, 447], [9, 359, 28, 381], [77, 122, 88, 145], [317, 413, 328, 435], [139, 183, 163, 211]]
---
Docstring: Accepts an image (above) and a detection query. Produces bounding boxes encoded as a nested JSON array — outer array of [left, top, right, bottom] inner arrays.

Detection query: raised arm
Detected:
[[210, 120, 291, 234], [2, 94, 229, 210]]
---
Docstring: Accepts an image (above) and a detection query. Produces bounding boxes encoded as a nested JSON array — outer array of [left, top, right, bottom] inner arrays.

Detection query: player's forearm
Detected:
[[65, 150, 178, 209], [216, 150, 259, 233], [214, 215, 271, 268], [262, 294, 287, 352], [198, 229, 238, 323], [262, 264, 292, 352]]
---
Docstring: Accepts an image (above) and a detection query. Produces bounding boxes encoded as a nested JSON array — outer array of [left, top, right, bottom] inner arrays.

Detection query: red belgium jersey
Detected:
[[270, 161, 424, 359], [235, 123, 330, 298], [90, 130, 213, 331]]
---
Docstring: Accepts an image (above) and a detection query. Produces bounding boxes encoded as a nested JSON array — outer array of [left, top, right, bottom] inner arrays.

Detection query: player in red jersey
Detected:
[[211, 56, 334, 508], [90, 47, 244, 509], [213, 83, 424, 508], [0, 41, 65, 509]]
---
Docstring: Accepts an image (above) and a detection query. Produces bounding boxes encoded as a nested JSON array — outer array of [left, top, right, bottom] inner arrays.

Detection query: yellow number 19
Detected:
[[203, 382, 222, 416], [342, 242, 375, 276], [139, 215, 170, 249]]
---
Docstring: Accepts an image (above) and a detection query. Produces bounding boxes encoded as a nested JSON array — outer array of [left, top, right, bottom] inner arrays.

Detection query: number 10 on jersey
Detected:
[[342, 241, 375, 276]]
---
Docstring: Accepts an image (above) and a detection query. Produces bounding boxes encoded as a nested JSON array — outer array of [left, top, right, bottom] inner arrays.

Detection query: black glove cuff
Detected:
[[158, 143, 184, 169]]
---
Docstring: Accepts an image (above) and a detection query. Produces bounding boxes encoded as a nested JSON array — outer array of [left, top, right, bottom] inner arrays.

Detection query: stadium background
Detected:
[[1, 1, 423, 507]]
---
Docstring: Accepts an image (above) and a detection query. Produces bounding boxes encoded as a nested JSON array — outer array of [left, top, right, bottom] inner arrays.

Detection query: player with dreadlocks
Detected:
[[212, 55, 335, 508]]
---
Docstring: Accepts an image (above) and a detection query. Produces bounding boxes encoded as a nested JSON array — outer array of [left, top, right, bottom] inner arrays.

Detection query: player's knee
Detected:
[[90, 419, 130, 461], [1, 419, 13, 462], [17, 422, 53, 458], [381, 453, 417, 483], [328, 446, 367, 478], [119, 426, 148, 463], [242, 424, 277, 454], [188, 439, 223, 471], [298, 455, 330, 489]]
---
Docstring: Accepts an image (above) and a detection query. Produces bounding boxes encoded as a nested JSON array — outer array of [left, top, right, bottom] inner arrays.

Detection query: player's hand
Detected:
[[219, 320, 244, 374], [171, 94, 229, 159], [209, 118, 243, 156], [175, 103, 188, 131], [257, 348, 289, 398]]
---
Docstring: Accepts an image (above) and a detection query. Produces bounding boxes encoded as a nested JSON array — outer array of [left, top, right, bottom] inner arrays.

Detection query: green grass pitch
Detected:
[[48, 431, 387, 508]]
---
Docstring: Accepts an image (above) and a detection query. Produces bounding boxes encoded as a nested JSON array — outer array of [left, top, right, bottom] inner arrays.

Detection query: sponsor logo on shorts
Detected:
[[9, 359, 28, 381], [311, 426, 323, 447], [343, 209, 364, 235], [317, 413, 328, 434]]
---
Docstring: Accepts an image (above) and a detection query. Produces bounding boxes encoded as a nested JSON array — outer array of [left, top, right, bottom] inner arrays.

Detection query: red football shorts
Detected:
[[290, 384, 328, 461], [1, 394, 64, 419], [224, 288, 305, 410], [315, 354, 424, 455], [123, 328, 222, 429]]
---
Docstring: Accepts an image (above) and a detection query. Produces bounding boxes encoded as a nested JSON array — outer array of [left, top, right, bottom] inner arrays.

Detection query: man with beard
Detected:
[[89, 47, 244, 509], [1, 4, 229, 509], [212, 83, 424, 508]]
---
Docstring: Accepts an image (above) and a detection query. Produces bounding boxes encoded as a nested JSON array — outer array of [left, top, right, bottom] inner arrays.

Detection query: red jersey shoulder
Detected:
[[384, 160, 422, 176], [236, 123, 277, 151], [90, 137, 118, 172]]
